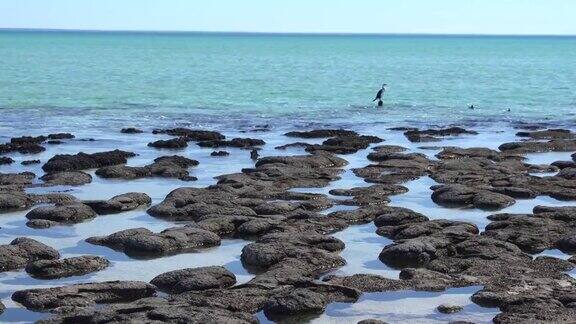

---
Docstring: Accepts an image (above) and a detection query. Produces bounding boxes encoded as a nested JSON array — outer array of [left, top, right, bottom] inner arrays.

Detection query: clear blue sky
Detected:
[[1, 0, 575, 35]]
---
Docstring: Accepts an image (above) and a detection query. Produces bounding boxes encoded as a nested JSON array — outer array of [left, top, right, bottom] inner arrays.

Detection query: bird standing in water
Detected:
[[373, 83, 387, 107]]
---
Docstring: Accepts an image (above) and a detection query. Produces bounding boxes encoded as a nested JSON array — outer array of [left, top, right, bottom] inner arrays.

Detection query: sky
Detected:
[[0, 0, 575, 35]]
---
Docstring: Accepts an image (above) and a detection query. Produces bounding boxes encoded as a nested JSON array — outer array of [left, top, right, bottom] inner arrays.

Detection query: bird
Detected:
[[373, 83, 387, 102]]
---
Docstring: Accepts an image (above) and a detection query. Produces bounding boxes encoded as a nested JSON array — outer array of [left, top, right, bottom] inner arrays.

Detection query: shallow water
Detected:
[[1, 120, 576, 323]]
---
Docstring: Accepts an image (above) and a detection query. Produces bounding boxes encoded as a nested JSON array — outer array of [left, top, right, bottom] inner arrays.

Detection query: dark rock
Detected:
[[26, 219, 59, 229], [46, 140, 63, 145], [12, 281, 156, 311], [86, 226, 221, 258], [83, 192, 151, 215], [371, 145, 407, 153], [21, 159, 41, 165], [436, 147, 522, 161], [552, 160, 576, 169], [211, 150, 230, 157], [0, 300, 4, 315], [431, 184, 516, 210], [437, 304, 463, 314], [40, 171, 92, 186], [40, 297, 257, 324], [516, 129, 575, 140], [43, 150, 136, 172], [263, 288, 327, 321], [148, 137, 188, 149], [499, 140, 576, 153], [47, 133, 74, 140], [357, 320, 387, 324], [96, 155, 198, 181], [150, 266, 236, 294], [0, 156, 14, 165], [250, 148, 259, 160], [25, 255, 110, 279], [25, 203, 96, 226], [121, 127, 143, 134], [285, 129, 357, 138], [0, 238, 60, 272], [153, 128, 225, 141], [305, 135, 383, 154], [404, 127, 478, 142], [198, 138, 265, 148]]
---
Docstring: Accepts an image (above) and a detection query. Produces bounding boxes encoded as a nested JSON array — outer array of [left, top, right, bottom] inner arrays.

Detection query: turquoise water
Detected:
[[1, 30, 575, 130]]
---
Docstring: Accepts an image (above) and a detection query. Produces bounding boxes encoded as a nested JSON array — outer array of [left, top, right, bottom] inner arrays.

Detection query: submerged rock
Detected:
[[152, 128, 225, 141], [0, 156, 14, 165], [211, 150, 230, 157], [150, 266, 236, 294], [0, 238, 60, 272], [21, 159, 41, 166], [25, 255, 110, 279]]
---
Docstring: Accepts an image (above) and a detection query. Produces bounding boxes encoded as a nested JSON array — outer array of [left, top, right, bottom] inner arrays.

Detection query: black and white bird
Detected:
[[373, 83, 387, 102]]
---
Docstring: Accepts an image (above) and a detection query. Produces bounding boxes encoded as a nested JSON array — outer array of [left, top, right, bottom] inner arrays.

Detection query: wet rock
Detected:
[[43, 150, 136, 172], [21, 159, 41, 165], [197, 138, 265, 148], [371, 145, 407, 153], [12, 281, 156, 311], [373, 207, 428, 227], [305, 135, 383, 154], [329, 184, 408, 206], [552, 160, 576, 169], [241, 232, 345, 274], [0, 238, 60, 272], [250, 148, 259, 160], [484, 212, 575, 254], [0, 301, 4, 315], [86, 226, 221, 258], [96, 155, 198, 181], [499, 139, 576, 153], [40, 297, 257, 324], [357, 320, 387, 324], [47, 140, 63, 145], [40, 171, 92, 186], [0, 191, 35, 212], [83, 192, 151, 215], [437, 304, 463, 314], [436, 147, 523, 161], [367, 151, 429, 163], [0, 156, 14, 165], [148, 187, 258, 221], [25, 255, 110, 279], [285, 129, 357, 138], [150, 266, 236, 294], [262, 288, 327, 321], [0, 172, 35, 186], [121, 127, 143, 134], [431, 184, 516, 210], [153, 128, 225, 141], [211, 150, 230, 157], [516, 128, 575, 140], [404, 127, 477, 142], [148, 137, 188, 149], [26, 219, 59, 229], [48, 133, 74, 140], [26, 203, 96, 226]]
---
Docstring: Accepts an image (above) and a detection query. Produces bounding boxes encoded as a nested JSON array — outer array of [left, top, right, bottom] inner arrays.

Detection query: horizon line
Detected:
[[1, 27, 575, 38]]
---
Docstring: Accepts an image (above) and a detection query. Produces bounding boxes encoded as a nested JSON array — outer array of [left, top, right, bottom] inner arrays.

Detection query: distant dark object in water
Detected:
[[373, 83, 387, 107], [250, 149, 259, 160], [469, 105, 475, 110], [211, 151, 230, 157], [0, 157, 14, 165], [507, 108, 511, 112], [22, 160, 41, 166], [377, 100, 383, 107], [121, 128, 144, 134]]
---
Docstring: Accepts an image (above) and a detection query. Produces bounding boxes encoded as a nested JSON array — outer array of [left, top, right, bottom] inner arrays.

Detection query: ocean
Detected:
[[1, 30, 575, 133]]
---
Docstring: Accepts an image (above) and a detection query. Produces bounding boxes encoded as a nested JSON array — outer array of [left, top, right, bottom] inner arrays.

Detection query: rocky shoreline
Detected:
[[1, 125, 576, 323]]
